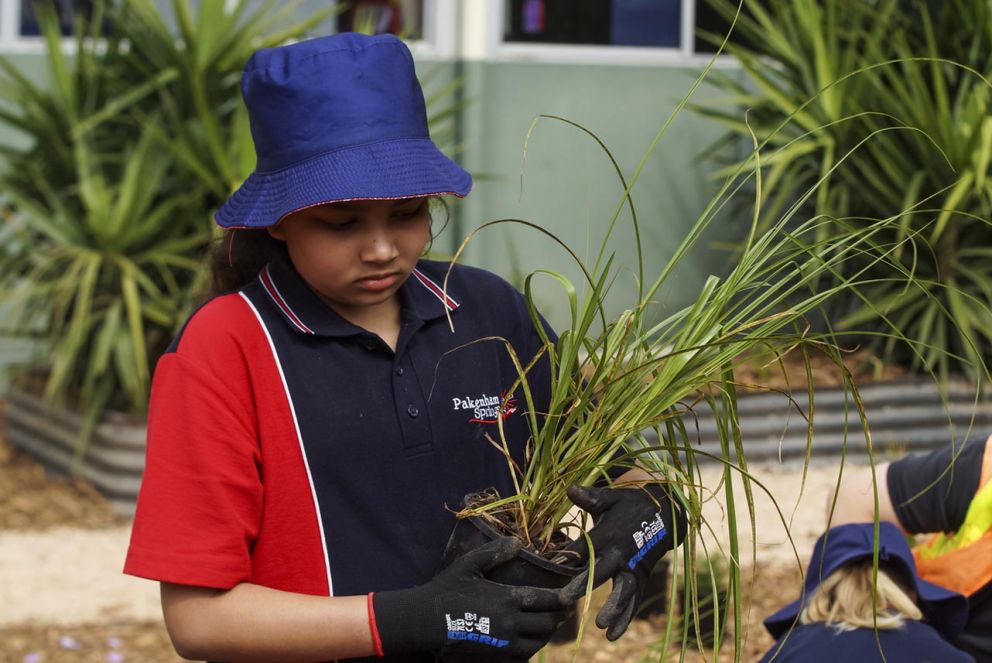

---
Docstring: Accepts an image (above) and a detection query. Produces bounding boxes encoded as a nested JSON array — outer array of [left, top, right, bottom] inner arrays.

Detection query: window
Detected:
[[289, 0, 456, 58], [336, 0, 424, 40], [18, 0, 96, 37], [0, 1, 455, 58], [328, 0, 459, 59], [504, 0, 681, 49], [491, 0, 753, 64], [693, 0, 755, 54], [0, 0, 99, 48], [0, 0, 133, 51]]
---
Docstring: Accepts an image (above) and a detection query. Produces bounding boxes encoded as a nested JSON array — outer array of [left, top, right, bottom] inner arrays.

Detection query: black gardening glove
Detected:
[[561, 484, 686, 640], [372, 536, 569, 661]]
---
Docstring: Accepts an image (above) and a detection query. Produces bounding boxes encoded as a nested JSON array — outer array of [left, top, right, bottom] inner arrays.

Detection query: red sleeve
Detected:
[[124, 300, 263, 589]]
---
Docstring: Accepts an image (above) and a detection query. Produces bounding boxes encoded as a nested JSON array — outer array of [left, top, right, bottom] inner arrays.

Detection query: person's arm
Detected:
[[163, 537, 570, 662], [160, 582, 373, 662], [612, 467, 654, 485], [827, 435, 989, 533], [825, 462, 902, 530]]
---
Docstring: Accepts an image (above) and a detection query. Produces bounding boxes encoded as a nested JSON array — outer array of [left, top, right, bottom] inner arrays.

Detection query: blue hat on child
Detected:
[[215, 33, 472, 229], [763, 522, 968, 641]]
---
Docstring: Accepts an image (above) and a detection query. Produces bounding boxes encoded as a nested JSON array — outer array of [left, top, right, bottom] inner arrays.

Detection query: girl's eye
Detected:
[[323, 219, 357, 231], [393, 202, 426, 219]]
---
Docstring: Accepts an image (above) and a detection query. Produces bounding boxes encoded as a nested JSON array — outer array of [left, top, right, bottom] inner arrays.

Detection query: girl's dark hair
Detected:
[[205, 197, 451, 298], [207, 229, 286, 297]]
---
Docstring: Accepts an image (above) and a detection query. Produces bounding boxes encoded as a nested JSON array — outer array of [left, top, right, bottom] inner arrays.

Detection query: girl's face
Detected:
[[268, 197, 431, 322]]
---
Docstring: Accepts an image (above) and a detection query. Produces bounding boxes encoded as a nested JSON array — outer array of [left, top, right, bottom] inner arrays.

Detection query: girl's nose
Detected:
[[362, 224, 399, 263]]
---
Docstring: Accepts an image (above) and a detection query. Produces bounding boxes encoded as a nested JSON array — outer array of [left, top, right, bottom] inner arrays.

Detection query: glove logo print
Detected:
[[628, 512, 668, 569], [445, 612, 509, 648], [446, 613, 490, 634]]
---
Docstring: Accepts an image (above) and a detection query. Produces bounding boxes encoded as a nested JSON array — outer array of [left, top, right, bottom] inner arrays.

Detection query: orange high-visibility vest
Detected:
[[913, 434, 992, 597]]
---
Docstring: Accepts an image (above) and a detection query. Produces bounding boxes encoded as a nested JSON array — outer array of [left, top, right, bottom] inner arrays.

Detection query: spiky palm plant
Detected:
[[0, 0, 339, 456], [696, 0, 992, 376]]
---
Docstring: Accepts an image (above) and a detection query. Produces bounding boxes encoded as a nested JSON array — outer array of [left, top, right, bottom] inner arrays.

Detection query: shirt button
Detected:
[[361, 337, 376, 350], [395, 367, 405, 376], [406, 405, 419, 418]]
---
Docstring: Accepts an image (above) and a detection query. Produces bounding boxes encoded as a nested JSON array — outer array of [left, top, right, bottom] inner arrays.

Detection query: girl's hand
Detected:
[[561, 483, 687, 640], [372, 536, 570, 660]]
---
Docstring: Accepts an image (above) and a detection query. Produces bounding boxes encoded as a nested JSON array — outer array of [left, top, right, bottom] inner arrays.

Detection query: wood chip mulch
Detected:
[[0, 407, 806, 662], [0, 621, 179, 663], [732, 347, 905, 392], [0, 435, 125, 532]]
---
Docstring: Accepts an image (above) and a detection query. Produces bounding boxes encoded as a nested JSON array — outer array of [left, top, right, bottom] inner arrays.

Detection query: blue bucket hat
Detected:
[[215, 33, 472, 229], [764, 522, 968, 641]]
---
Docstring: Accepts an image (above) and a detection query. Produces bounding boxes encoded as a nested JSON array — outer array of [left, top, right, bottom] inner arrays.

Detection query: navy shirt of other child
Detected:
[[758, 620, 975, 663]]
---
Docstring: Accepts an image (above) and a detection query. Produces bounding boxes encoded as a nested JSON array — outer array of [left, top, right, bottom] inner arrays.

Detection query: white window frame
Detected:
[[326, 0, 457, 59], [407, 0, 457, 59], [476, 0, 740, 68], [0, 0, 458, 58], [0, 0, 54, 54], [0, 0, 171, 54]]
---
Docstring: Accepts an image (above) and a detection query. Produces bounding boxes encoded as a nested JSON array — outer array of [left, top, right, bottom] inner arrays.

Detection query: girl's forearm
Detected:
[[161, 581, 376, 661]]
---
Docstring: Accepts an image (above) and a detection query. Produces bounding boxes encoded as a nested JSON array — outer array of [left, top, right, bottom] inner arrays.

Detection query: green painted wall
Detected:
[[419, 58, 747, 330], [0, 54, 49, 150]]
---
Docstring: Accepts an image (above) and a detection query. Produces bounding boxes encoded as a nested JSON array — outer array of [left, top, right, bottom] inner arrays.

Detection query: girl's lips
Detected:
[[356, 273, 399, 292]]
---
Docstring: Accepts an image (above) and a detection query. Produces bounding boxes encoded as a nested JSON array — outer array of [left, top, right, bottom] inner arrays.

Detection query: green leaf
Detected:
[[36, 1, 78, 122], [119, 265, 150, 389], [975, 116, 992, 190], [932, 172, 976, 241], [72, 67, 180, 138]]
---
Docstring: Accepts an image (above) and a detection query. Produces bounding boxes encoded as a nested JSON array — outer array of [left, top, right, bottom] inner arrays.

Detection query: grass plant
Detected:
[[680, 553, 729, 651], [441, 3, 992, 659]]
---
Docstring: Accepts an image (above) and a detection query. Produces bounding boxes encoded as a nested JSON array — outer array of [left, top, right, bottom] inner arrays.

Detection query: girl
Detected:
[[759, 522, 973, 662], [125, 31, 679, 662]]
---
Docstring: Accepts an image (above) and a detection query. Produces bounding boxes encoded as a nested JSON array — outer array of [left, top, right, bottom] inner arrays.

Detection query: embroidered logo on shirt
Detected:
[[445, 612, 509, 648], [628, 512, 668, 569], [451, 391, 518, 424]]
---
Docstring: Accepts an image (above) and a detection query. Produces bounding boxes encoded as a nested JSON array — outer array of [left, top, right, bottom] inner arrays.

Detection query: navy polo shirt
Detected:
[[758, 621, 975, 662], [125, 254, 555, 661]]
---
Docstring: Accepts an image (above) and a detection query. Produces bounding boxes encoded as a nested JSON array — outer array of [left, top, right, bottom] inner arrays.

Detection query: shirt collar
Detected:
[[257, 252, 460, 337]]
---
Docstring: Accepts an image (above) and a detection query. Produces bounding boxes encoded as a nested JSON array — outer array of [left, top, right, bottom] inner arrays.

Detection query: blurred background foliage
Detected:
[[0, 0, 988, 457], [0, 0, 340, 448], [697, 0, 992, 377]]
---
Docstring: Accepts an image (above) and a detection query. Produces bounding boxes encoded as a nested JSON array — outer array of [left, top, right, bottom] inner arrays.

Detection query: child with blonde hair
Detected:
[[759, 522, 973, 662], [800, 557, 922, 630]]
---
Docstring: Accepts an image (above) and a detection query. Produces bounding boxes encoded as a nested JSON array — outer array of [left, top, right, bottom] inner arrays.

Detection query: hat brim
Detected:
[[763, 599, 803, 640], [215, 137, 472, 229], [915, 576, 969, 639], [763, 574, 969, 641]]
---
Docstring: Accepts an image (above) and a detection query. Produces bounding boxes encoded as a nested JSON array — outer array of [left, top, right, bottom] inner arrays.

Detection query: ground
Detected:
[[0, 425, 853, 663], [0, 345, 902, 661]]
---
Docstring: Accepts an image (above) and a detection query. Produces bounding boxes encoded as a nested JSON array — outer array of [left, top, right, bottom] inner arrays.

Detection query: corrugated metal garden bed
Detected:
[[647, 378, 992, 463]]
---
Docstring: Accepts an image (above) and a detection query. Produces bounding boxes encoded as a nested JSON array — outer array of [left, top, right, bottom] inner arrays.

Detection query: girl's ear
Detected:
[[267, 223, 286, 241]]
